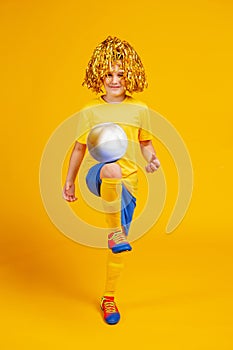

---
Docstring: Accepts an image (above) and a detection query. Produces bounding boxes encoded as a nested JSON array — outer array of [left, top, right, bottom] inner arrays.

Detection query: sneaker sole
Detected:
[[111, 243, 132, 254]]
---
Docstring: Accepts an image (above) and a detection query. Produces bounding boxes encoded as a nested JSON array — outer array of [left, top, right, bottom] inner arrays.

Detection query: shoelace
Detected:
[[111, 231, 127, 244], [102, 299, 118, 314]]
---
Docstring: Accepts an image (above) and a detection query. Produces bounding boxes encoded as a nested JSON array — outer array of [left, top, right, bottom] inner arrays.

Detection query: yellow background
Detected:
[[1, 0, 233, 349]]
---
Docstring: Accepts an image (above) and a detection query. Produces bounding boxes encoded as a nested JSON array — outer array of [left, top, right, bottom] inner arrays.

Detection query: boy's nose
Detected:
[[111, 74, 119, 84]]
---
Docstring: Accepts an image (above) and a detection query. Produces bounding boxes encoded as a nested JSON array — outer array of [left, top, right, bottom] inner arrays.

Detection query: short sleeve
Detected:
[[76, 108, 91, 144], [138, 106, 153, 141]]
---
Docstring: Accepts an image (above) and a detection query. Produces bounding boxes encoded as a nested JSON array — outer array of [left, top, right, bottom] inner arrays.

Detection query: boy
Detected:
[[63, 36, 160, 325]]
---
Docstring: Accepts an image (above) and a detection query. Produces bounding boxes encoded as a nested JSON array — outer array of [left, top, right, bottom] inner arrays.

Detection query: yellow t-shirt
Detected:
[[76, 95, 152, 197]]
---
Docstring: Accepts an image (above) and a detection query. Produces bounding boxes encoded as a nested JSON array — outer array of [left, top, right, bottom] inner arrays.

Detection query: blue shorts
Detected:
[[86, 163, 136, 235]]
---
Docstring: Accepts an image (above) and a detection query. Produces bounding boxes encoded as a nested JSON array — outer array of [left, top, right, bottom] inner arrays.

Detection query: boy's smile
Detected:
[[103, 64, 126, 103]]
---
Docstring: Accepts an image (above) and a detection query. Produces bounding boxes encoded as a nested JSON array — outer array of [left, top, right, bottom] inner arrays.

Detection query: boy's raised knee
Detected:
[[100, 163, 122, 179]]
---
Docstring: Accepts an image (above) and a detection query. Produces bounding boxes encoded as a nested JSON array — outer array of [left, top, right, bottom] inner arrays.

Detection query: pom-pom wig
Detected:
[[82, 36, 148, 94]]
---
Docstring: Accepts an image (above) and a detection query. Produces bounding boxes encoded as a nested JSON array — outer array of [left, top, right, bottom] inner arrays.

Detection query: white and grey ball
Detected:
[[87, 122, 128, 163]]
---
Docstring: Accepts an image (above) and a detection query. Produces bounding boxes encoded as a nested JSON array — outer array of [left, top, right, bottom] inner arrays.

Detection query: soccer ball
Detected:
[[87, 122, 128, 163]]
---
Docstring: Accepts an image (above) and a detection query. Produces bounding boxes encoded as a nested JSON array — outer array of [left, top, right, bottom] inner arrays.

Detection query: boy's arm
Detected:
[[63, 141, 86, 202], [139, 140, 160, 173]]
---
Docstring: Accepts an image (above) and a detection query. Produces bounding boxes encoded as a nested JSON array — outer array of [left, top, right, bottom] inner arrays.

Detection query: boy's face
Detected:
[[103, 63, 126, 102]]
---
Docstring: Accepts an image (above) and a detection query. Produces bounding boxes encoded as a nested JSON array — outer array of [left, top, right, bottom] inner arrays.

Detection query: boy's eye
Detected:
[[107, 73, 113, 77]]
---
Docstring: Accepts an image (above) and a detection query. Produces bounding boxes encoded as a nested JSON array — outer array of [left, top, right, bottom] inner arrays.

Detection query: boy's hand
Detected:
[[145, 154, 160, 173], [63, 181, 77, 202]]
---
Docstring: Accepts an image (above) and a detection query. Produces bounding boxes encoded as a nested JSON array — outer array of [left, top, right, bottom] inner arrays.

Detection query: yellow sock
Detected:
[[100, 178, 122, 232], [103, 251, 124, 297]]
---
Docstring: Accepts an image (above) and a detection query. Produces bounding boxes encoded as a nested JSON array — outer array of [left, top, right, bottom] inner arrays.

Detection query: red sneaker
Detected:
[[108, 229, 132, 254], [100, 296, 120, 325]]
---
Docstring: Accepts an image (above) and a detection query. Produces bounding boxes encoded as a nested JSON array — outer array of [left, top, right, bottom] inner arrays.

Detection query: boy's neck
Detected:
[[102, 94, 126, 104]]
